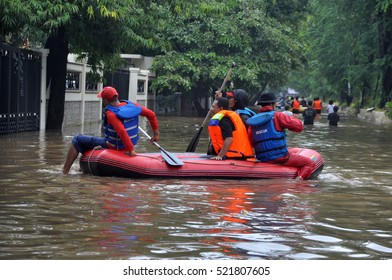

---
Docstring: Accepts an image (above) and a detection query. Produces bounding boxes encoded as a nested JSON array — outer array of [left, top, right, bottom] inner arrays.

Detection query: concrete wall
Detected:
[[63, 54, 156, 127], [63, 101, 101, 127]]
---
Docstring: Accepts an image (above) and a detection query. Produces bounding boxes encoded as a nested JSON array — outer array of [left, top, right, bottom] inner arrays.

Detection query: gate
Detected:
[[103, 69, 130, 100], [0, 43, 41, 135]]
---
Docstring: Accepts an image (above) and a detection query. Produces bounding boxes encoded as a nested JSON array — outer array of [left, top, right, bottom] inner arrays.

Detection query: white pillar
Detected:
[[80, 63, 87, 133], [38, 49, 49, 130], [128, 67, 140, 103]]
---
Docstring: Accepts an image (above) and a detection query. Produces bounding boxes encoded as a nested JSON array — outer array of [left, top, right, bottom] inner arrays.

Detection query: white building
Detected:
[[63, 53, 156, 127]]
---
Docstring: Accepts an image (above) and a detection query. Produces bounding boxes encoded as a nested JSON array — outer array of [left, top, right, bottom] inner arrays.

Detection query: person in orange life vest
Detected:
[[246, 92, 316, 180], [313, 97, 323, 114], [291, 96, 301, 114], [62, 86, 159, 174], [208, 97, 254, 160]]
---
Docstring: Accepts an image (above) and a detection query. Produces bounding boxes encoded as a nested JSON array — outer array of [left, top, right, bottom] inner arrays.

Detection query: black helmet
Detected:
[[257, 92, 277, 105], [232, 89, 249, 110]]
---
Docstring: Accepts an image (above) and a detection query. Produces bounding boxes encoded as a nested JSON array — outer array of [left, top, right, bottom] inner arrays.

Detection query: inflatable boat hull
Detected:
[[80, 148, 324, 180]]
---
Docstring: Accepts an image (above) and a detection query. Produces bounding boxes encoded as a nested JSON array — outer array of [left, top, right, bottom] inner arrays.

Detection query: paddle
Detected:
[[185, 62, 236, 152], [138, 126, 184, 166]]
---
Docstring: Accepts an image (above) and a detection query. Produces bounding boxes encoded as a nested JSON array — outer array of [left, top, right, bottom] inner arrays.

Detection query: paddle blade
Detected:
[[138, 126, 183, 166], [160, 149, 184, 166], [186, 127, 203, 152]]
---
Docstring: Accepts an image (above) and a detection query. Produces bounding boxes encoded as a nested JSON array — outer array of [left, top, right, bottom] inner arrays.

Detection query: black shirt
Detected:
[[328, 112, 340, 126], [303, 108, 317, 125], [220, 116, 235, 139]]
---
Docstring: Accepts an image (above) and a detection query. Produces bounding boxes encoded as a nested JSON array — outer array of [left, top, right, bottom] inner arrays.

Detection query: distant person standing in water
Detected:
[[282, 105, 294, 116], [313, 97, 323, 115], [291, 96, 301, 114], [302, 100, 317, 125], [328, 106, 340, 126], [313, 97, 322, 122], [327, 100, 334, 115]]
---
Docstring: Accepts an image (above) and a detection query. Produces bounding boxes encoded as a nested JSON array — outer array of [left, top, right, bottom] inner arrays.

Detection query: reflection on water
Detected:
[[1, 116, 392, 259]]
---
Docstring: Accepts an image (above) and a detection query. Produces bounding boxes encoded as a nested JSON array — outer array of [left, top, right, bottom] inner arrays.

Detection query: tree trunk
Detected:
[[45, 26, 69, 130], [381, 66, 392, 107], [190, 85, 210, 117], [378, 8, 392, 108]]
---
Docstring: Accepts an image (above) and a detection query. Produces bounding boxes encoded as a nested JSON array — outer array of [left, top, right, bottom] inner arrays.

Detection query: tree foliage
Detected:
[[289, 0, 392, 109], [147, 0, 310, 114], [1, 0, 311, 124], [1, 0, 152, 129]]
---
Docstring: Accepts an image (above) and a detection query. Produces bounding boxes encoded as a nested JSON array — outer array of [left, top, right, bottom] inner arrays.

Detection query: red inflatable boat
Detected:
[[80, 147, 324, 180]]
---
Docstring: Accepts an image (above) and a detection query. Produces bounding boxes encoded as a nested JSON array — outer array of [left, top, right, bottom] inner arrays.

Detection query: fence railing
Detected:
[[0, 43, 41, 135]]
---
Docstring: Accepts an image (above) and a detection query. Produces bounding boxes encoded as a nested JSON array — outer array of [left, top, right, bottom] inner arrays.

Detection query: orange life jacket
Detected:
[[313, 100, 322, 110], [292, 99, 300, 110], [208, 110, 254, 158]]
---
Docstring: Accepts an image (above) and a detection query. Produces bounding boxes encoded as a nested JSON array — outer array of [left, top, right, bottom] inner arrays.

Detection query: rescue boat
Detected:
[[80, 147, 324, 180]]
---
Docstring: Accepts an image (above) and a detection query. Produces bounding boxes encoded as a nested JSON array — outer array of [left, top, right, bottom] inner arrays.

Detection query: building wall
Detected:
[[63, 54, 155, 127], [63, 101, 101, 127]]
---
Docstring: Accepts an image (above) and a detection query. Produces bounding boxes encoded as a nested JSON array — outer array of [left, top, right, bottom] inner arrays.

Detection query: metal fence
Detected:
[[0, 43, 41, 135]]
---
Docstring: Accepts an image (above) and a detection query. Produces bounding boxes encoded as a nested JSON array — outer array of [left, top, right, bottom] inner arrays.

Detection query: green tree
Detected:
[[290, 0, 392, 109], [1, 0, 311, 123], [1, 0, 153, 130], [148, 0, 311, 115]]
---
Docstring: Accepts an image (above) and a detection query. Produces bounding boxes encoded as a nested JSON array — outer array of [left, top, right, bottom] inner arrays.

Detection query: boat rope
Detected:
[[180, 159, 287, 170], [88, 145, 103, 175]]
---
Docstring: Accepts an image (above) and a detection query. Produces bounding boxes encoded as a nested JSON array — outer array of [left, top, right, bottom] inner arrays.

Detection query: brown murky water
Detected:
[[1, 115, 392, 259]]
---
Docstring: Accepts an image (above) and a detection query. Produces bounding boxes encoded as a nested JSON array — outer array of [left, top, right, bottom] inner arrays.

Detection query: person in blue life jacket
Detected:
[[246, 92, 317, 180], [215, 89, 256, 128], [62, 86, 159, 174]]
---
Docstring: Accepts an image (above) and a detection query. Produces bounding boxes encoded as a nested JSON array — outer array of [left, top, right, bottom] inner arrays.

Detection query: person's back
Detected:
[[313, 97, 322, 114], [247, 93, 303, 162], [328, 106, 340, 126], [247, 92, 318, 180], [291, 97, 300, 114], [302, 100, 316, 125], [327, 100, 334, 114]]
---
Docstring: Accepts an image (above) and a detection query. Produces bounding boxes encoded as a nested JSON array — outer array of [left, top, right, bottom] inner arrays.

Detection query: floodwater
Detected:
[[1, 115, 392, 260]]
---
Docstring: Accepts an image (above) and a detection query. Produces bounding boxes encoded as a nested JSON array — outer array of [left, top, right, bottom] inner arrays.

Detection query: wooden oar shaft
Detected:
[[218, 62, 235, 92], [185, 62, 236, 153], [200, 62, 235, 127]]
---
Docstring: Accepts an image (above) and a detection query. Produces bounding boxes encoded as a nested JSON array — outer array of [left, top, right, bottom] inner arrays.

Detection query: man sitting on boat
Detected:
[[208, 97, 254, 160], [246, 92, 317, 180], [62, 86, 159, 174]]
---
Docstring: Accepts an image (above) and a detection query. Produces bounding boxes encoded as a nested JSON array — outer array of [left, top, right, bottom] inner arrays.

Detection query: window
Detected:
[[66, 72, 80, 90], [148, 78, 154, 95], [86, 72, 98, 91], [137, 80, 145, 94]]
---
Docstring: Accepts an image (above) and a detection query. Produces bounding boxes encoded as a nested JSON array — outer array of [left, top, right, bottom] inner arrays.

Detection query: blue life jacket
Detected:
[[103, 101, 142, 149], [246, 111, 288, 162], [235, 107, 256, 117]]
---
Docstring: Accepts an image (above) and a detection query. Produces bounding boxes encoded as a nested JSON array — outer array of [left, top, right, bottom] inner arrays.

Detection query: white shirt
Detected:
[[327, 104, 334, 114]]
